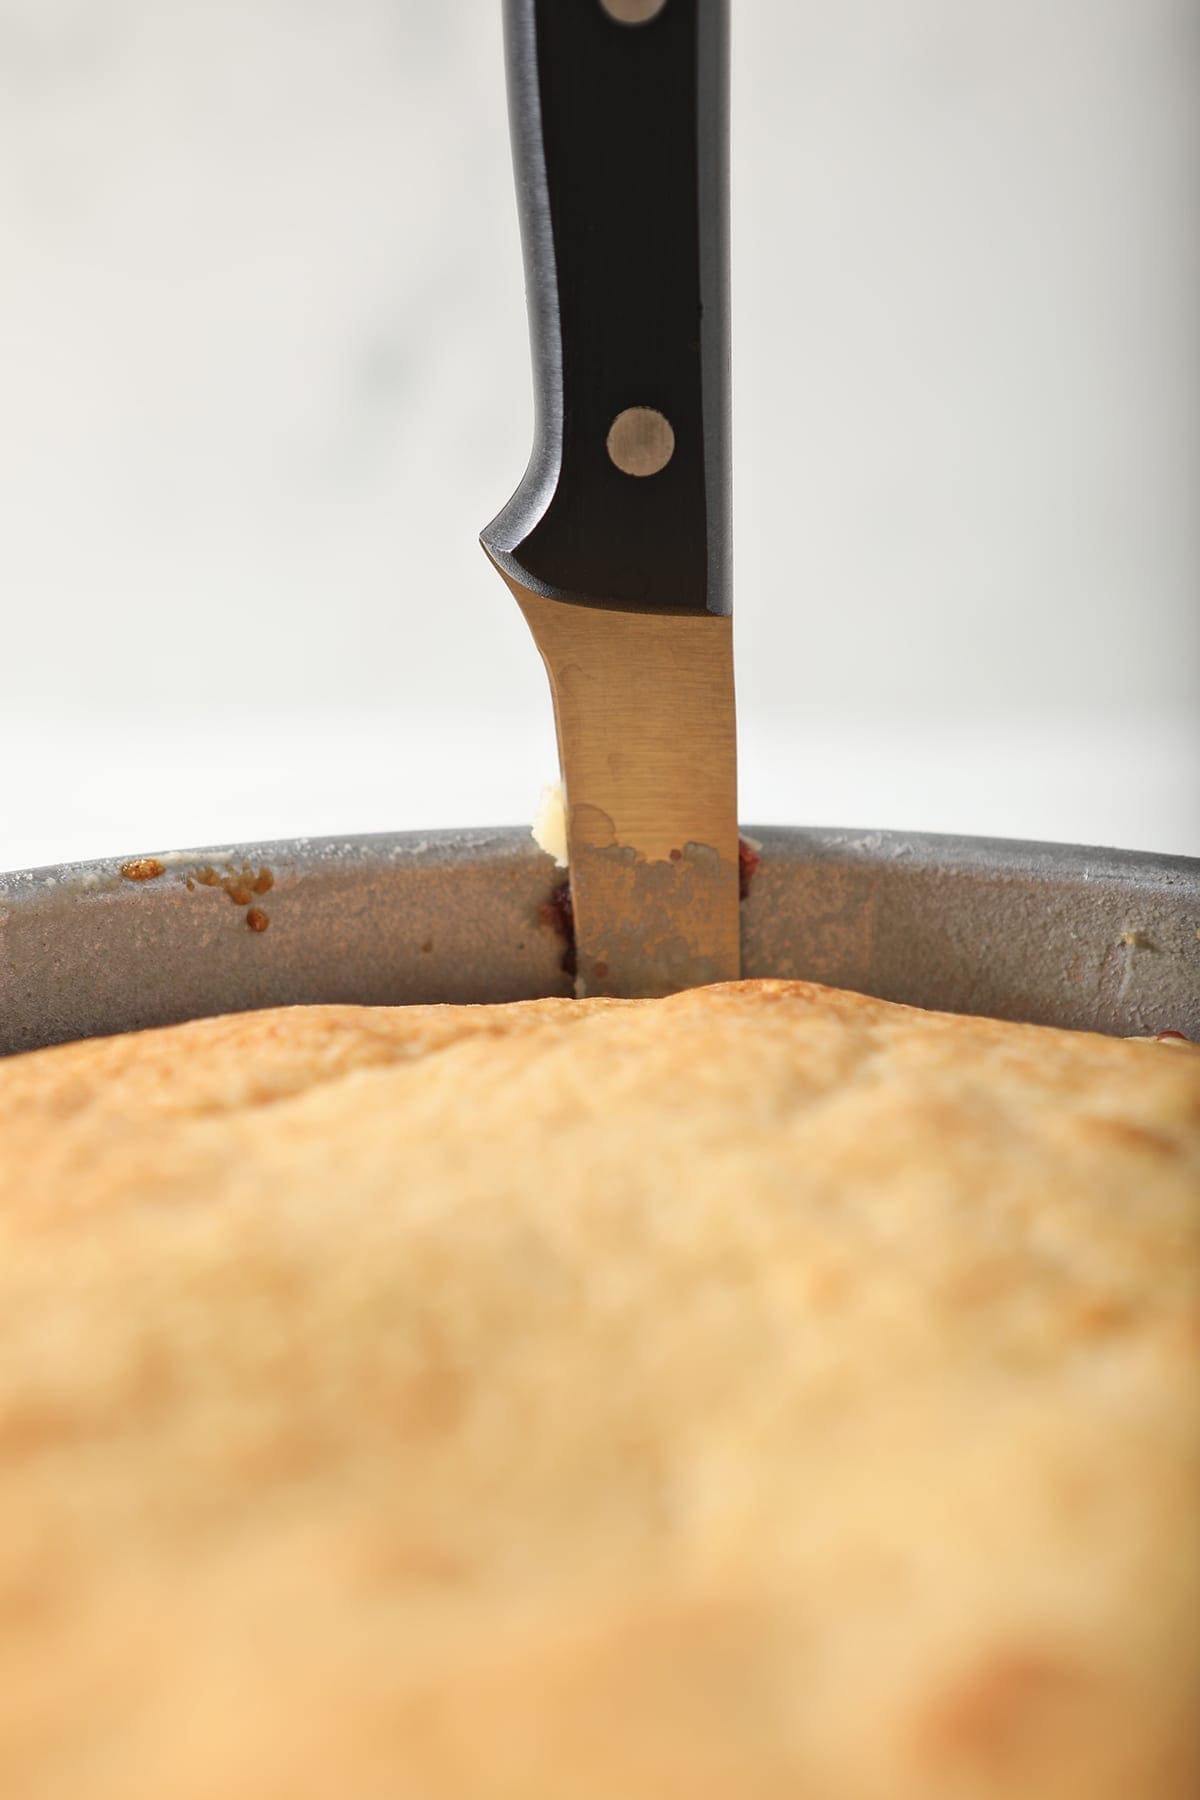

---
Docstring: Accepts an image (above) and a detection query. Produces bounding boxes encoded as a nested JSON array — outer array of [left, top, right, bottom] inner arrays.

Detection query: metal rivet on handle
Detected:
[[606, 407, 675, 477], [599, 0, 668, 21]]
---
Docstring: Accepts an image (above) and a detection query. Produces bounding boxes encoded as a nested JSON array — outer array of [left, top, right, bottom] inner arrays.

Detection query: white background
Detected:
[[1, 0, 1197, 872]]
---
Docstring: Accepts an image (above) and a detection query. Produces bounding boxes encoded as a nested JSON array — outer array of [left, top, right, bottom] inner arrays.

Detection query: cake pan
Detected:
[[1, 826, 1197, 1056]]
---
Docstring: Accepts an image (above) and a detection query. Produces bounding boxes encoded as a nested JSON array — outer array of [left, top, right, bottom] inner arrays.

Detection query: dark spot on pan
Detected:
[[245, 908, 269, 933], [738, 836, 761, 901], [538, 878, 577, 981]]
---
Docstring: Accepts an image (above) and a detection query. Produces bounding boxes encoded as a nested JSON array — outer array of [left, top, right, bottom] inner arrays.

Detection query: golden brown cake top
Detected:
[[0, 980, 1197, 1800]]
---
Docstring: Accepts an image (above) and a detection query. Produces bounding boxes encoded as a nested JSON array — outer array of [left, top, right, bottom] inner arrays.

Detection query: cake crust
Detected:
[[0, 980, 1197, 1799]]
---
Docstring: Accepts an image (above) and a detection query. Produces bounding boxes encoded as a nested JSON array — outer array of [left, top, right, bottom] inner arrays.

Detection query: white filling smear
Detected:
[[531, 781, 568, 868]]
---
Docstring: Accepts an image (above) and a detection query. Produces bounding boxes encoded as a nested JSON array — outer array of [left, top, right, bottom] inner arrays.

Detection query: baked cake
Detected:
[[0, 980, 1196, 1798]]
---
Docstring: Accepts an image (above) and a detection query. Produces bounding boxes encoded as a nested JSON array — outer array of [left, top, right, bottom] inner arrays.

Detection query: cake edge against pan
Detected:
[[1, 824, 1198, 1053]]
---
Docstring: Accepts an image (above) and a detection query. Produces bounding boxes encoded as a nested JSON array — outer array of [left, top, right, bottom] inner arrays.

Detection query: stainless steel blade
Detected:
[[495, 570, 739, 997]]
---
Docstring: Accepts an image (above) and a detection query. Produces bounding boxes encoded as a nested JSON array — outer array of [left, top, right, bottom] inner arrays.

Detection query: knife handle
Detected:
[[482, 0, 730, 617]]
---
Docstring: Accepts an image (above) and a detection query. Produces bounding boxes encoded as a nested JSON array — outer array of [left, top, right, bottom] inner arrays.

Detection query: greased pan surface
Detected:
[[1, 826, 1197, 1056]]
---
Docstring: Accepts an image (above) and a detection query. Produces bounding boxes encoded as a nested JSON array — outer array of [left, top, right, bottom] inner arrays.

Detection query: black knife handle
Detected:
[[482, 0, 730, 617]]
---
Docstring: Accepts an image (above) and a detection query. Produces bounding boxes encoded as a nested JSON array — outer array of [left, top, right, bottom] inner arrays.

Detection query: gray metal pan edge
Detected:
[[1, 826, 1198, 1056]]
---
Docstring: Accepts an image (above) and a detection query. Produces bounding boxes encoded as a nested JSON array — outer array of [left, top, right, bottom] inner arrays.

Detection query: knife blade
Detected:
[[481, 0, 738, 998]]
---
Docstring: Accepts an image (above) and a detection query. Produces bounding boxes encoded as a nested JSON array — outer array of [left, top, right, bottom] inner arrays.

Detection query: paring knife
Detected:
[[480, 0, 738, 999]]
